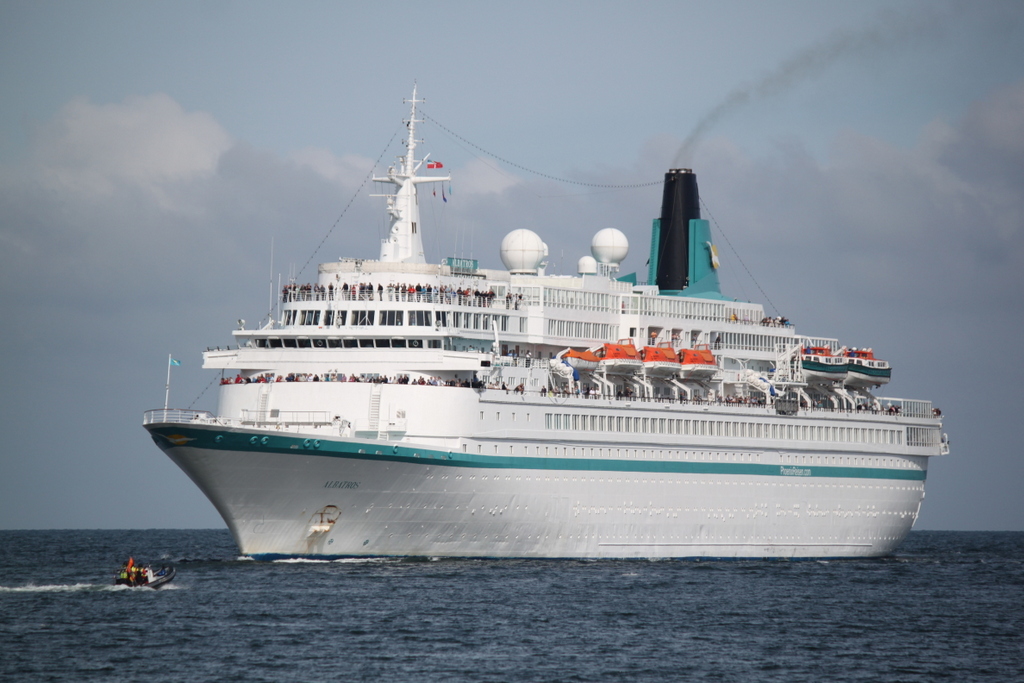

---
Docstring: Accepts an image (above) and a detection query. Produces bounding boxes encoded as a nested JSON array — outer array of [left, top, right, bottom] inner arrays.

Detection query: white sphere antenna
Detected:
[[591, 228, 629, 264], [501, 229, 548, 274], [577, 255, 598, 275]]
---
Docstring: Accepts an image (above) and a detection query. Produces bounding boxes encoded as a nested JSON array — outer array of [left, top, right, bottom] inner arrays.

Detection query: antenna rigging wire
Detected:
[[296, 127, 403, 280], [420, 111, 661, 190], [700, 197, 781, 317]]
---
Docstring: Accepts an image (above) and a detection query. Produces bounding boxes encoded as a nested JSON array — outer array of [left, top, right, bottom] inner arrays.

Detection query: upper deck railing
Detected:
[[283, 285, 523, 310]]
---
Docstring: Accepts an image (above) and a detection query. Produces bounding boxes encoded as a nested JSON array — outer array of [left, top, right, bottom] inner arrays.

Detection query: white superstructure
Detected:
[[144, 91, 948, 560]]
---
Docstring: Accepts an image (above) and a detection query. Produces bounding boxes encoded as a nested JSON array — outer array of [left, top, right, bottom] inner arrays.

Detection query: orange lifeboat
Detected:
[[562, 340, 647, 375], [562, 347, 601, 371], [677, 344, 718, 380], [642, 344, 683, 377], [597, 340, 644, 374]]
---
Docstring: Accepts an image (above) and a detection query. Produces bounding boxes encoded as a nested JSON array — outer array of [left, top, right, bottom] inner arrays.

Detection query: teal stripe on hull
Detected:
[[801, 360, 845, 375], [146, 424, 926, 482], [847, 365, 892, 379]]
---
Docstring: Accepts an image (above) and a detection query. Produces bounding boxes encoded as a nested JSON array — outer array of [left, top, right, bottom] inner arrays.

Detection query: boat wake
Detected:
[[0, 583, 112, 593], [3, 583, 113, 593], [0, 582, 184, 593], [264, 556, 403, 565], [271, 557, 333, 564]]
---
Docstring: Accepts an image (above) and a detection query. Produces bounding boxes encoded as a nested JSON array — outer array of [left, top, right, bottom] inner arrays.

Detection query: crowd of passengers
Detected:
[[282, 282, 522, 309], [223, 372, 482, 388], [760, 316, 791, 327]]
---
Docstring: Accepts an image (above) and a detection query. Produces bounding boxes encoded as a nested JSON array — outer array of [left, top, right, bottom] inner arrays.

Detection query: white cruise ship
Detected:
[[144, 90, 949, 559]]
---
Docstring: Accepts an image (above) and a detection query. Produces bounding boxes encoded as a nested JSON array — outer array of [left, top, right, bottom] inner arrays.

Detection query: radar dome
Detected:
[[500, 229, 547, 273], [591, 228, 629, 264], [577, 255, 598, 275]]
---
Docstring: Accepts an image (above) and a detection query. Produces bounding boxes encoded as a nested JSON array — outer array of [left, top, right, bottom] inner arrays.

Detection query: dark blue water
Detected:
[[1, 530, 1021, 682]]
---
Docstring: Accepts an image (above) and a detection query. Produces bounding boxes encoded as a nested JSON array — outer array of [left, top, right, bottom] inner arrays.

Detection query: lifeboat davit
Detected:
[[677, 344, 718, 381], [641, 345, 683, 377], [800, 345, 848, 384], [843, 347, 891, 388]]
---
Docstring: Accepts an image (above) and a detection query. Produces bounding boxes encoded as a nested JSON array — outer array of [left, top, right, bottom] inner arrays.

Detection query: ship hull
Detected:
[[147, 420, 926, 560]]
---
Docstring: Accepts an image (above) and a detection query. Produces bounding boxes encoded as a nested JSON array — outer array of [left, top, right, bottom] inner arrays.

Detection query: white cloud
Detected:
[[29, 93, 232, 204], [290, 147, 375, 187]]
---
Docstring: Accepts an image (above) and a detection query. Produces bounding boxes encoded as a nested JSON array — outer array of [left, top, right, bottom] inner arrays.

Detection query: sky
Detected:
[[1, 0, 1022, 531]]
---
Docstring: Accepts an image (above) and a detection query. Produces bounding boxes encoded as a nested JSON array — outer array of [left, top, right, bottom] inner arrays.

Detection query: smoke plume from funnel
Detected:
[[674, 13, 936, 167]]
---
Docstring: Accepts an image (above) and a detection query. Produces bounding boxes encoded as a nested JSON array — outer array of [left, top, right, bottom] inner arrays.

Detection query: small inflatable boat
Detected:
[[115, 560, 175, 589]]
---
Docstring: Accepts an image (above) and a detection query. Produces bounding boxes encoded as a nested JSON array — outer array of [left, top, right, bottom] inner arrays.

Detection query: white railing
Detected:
[[877, 398, 935, 418], [142, 409, 216, 425], [240, 409, 333, 426], [492, 357, 541, 369]]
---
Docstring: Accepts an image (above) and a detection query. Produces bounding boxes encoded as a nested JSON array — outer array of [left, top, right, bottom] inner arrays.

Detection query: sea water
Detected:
[[1, 530, 1021, 682]]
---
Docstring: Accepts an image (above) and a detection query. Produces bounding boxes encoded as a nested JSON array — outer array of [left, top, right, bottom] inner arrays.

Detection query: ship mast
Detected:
[[375, 85, 451, 263]]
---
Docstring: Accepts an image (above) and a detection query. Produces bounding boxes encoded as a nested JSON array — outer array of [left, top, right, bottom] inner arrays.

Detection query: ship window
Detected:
[[255, 338, 267, 348], [324, 311, 335, 326], [283, 338, 297, 348], [297, 338, 312, 348], [428, 340, 441, 348], [268, 338, 282, 348], [435, 311, 448, 327], [312, 338, 326, 349], [374, 339, 391, 348], [300, 310, 320, 326], [409, 311, 432, 326], [327, 339, 342, 348], [408, 339, 423, 348], [352, 311, 375, 326], [359, 338, 374, 348], [380, 310, 403, 326], [343, 339, 358, 348], [391, 338, 407, 348], [335, 311, 347, 326]]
